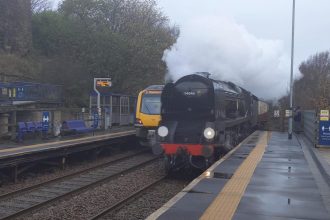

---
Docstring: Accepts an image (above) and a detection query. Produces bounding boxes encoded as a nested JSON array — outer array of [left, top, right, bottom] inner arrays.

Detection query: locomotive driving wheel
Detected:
[[164, 155, 173, 173]]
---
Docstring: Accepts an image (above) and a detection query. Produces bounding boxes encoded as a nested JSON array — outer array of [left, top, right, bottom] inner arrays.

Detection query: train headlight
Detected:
[[204, 127, 215, 140], [158, 126, 169, 137]]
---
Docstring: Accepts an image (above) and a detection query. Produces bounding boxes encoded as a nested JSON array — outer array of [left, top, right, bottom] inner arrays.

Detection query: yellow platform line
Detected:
[[200, 131, 270, 220], [0, 130, 135, 154]]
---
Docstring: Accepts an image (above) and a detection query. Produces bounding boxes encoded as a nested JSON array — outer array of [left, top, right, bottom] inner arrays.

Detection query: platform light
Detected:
[[288, 0, 295, 140], [205, 171, 212, 178], [204, 127, 215, 140], [158, 126, 169, 137]]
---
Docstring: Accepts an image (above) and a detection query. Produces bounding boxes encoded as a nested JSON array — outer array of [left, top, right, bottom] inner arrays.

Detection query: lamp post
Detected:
[[288, 0, 295, 140]]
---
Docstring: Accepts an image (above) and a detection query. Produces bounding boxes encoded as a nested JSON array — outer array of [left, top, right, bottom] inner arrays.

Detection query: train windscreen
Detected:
[[141, 94, 161, 115]]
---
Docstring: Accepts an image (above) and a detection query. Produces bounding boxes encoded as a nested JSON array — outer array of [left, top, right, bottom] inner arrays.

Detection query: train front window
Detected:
[[141, 94, 161, 115]]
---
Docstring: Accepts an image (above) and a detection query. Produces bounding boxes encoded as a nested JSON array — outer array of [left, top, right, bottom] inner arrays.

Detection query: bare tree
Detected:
[[291, 51, 330, 110], [31, 0, 51, 13]]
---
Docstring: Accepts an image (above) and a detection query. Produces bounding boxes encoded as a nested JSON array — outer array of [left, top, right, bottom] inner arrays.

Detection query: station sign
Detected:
[[319, 121, 330, 146], [42, 111, 50, 131], [93, 112, 99, 129], [285, 110, 292, 117], [320, 110, 329, 121], [274, 110, 280, 118]]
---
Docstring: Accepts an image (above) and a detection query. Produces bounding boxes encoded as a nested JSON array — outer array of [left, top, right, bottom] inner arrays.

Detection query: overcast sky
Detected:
[[52, 0, 330, 99], [157, 0, 330, 99], [158, 0, 330, 70]]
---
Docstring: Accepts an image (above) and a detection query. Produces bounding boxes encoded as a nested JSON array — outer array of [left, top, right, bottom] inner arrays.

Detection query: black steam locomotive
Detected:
[[155, 72, 264, 171]]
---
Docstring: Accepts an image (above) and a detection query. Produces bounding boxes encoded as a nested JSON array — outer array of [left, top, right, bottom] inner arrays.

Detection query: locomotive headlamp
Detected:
[[158, 126, 169, 137], [204, 127, 215, 140]]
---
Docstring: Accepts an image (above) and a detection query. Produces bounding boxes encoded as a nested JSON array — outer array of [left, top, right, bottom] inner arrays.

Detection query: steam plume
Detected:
[[163, 16, 289, 99]]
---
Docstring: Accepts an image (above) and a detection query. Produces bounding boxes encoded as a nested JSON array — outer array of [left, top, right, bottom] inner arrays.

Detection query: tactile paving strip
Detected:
[[200, 132, 270, 220]]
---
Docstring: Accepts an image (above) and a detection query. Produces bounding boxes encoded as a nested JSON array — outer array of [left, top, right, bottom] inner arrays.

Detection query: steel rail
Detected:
[[0, 150, 148, 201], [89, 175, 167, 220], [0, 153, 159, 220]]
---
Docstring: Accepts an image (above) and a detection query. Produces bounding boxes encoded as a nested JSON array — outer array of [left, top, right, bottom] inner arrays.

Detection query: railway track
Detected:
[[89, 175, 167, 220], [0, 151, 158, 220]]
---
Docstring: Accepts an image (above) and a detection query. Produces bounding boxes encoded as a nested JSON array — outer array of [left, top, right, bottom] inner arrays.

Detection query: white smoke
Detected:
[[163, 16, 290, 99]]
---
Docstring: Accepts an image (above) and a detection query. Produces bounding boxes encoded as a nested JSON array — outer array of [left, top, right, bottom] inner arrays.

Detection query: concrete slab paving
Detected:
[[158, 178, 228, 220], [148, 132, 330, 220]]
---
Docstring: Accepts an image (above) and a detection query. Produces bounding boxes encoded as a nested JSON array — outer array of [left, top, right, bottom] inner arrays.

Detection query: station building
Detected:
[[0, 81, 62, 139], [0, 80, 137, 140]]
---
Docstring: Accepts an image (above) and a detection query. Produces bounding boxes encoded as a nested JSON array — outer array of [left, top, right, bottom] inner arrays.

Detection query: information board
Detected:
[[93, 78, 112, 118], [285, 110, 292, 117], [96, 79, 112, 88], [319, 121, 330, 146]]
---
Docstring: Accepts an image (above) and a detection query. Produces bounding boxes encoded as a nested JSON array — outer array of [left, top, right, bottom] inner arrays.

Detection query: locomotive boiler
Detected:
[[156, 73, 263, 171]]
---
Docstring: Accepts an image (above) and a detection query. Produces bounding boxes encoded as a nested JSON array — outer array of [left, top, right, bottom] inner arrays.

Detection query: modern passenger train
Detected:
[[135, 85, 164, 147], [155, 73, 268, 171]]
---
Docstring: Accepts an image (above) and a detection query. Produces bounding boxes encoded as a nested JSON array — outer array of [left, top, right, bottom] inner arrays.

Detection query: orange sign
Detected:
[[96, 80, 112, 87]]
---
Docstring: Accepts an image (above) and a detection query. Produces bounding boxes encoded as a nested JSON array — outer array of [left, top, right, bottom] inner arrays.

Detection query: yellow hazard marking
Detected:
[[0, 130, 135, 155], [200, 131, 270, 220]]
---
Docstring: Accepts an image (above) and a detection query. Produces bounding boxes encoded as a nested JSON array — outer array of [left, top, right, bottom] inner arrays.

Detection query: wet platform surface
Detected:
[[148, 132, 330, 220], [318, 148, 330, 166], [0, 126, 133, 150]]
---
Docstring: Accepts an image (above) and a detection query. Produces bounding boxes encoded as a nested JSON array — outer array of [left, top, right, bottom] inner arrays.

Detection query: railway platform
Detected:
[[0, 126, 135, 181], [148, 131, 330, 220]]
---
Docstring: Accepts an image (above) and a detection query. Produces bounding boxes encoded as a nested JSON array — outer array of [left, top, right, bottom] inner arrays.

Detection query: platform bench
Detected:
[[61, 120, 93, 135], [26, 122, 36, 133], [16, 121, 49, 142]]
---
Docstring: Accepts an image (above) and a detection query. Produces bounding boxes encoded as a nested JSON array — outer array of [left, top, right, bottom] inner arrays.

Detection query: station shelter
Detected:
[[89, 91, 136, 129]]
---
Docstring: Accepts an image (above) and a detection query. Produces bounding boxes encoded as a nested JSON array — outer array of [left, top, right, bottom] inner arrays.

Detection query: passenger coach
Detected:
[[135, 85, 164, 147]]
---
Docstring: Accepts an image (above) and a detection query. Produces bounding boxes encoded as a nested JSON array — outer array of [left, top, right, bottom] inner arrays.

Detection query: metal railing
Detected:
[[302, 110, 317, 146], [0, 82, 63, 104]]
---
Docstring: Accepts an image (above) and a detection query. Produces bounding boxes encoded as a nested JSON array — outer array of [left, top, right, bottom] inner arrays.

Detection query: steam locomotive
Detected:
[[155, 72, 267, 171]]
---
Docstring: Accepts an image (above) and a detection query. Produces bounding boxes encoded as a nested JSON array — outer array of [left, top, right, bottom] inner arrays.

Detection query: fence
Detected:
[[0, 82, 62, 104], [302, 110, 317, 146], [268, 109, 318, 147]]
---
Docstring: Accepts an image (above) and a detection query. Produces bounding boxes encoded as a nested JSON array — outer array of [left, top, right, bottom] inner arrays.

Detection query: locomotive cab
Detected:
[[157, 73, 259, 171]]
